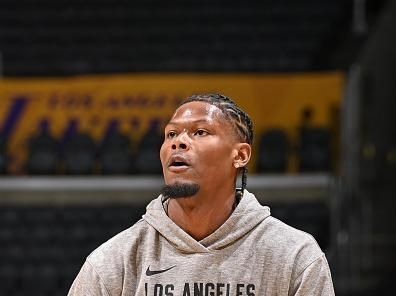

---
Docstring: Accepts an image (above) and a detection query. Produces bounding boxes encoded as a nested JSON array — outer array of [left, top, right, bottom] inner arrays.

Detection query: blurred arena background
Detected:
[[0, 0, 395, 295]]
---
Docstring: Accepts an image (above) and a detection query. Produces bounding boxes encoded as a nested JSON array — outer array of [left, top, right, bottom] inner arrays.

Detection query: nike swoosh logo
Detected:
[[146, 265, 176, 276]]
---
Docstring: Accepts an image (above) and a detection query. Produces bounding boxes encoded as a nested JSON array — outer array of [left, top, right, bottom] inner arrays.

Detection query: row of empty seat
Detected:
[[0, 124, 333, 175], [0, 0, 350, 75], [0, 119, 163, 175], [258, 126, 333, 173]]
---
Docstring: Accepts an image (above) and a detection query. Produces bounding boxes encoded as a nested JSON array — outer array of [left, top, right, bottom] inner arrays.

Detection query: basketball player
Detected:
[[68, 94, 335, 295]]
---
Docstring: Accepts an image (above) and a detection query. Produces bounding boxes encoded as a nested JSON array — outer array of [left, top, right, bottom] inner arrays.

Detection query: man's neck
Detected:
[[167, 188, 237, 241]]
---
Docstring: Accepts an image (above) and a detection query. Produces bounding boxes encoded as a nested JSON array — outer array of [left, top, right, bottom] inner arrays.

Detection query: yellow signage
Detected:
[[0, 73, 344, 174]]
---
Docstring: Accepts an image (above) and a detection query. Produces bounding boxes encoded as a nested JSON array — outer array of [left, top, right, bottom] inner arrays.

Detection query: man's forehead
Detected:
[[170, 101, 224, 123]]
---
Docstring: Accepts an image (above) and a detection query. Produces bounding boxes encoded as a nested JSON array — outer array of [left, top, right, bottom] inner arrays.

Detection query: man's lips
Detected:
[[168, 155, 190, 172], [168, 165, 189, 172]]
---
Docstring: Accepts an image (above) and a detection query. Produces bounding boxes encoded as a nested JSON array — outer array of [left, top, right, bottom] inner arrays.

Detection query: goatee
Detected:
[[161, 182, 200, 199]]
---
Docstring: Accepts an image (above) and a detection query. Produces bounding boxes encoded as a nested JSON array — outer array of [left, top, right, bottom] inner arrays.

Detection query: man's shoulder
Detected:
[[69, 219, 151, 296], [259, 215, 324, 259], [265, 216, 318, 241]]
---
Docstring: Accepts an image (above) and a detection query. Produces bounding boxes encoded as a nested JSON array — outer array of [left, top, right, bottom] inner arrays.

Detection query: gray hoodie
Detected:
[[68, 190, 335, 295]]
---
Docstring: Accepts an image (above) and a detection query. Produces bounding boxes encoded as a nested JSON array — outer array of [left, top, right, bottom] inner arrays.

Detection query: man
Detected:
[[68, 93, 335, 295]]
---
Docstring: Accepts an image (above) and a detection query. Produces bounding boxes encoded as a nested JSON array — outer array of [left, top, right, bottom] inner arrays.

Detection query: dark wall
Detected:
[[340, 0, 396, 294]]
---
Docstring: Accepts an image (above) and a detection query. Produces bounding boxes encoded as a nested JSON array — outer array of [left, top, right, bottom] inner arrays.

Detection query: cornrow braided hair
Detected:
[[180, 93, 254, 198]]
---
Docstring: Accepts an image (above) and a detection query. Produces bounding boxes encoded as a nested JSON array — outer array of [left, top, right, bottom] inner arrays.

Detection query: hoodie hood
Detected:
[[142, 190, 270, 253]]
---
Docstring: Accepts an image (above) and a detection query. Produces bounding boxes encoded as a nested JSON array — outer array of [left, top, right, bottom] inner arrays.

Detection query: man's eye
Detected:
[[194, 129, 208, 136], [167, 131, 177, 138]]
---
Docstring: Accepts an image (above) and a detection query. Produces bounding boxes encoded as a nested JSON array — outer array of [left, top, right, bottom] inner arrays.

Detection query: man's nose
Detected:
[[171, 132, 189, 150]]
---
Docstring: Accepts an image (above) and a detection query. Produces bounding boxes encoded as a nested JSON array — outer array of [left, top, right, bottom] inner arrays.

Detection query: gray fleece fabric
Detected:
[[68, 190, 335, 295]]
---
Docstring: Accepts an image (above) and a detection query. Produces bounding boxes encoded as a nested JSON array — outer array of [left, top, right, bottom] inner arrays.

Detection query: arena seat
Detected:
[[26, 123, 59, 175], [63, 132, 97, 175], [0, 264, 18, 295], [99, 121, 134, 175], [135, 121, 163, 174], [0, 134, 8, 174], [298, 127, 331, 172], [257, 129, 289, 173]]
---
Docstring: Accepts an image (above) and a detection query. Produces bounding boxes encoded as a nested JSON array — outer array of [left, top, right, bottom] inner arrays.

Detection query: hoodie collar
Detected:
[[142, 190, 270, 253]]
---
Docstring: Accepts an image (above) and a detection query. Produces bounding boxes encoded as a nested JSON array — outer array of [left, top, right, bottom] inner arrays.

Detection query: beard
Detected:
[[161, 182, 200, 199]]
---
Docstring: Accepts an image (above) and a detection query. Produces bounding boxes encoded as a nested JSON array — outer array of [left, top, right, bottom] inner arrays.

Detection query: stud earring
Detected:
[[234, 163, 239, 168]]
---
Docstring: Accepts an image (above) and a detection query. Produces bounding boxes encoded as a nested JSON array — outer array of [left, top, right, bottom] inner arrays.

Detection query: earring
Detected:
[[234, 163, 239, 168]]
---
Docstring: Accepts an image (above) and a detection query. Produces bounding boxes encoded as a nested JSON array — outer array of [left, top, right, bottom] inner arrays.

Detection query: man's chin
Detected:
[[161, 182, 200, 199]]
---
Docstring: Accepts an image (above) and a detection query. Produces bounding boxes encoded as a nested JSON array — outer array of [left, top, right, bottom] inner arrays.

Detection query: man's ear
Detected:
[[233, 143, 251, 168]]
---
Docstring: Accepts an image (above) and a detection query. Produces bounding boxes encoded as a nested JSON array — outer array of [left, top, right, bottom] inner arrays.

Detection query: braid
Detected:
[[242, 167, 248, 193], [180, 93, 253, 196], [182, 93, 253, 144]]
